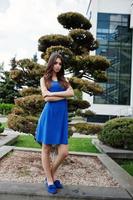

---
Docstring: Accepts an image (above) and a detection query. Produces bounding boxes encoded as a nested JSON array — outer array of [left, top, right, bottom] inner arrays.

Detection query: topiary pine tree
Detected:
[[38, 12, 110, 118], [8, 12, 110, 136]]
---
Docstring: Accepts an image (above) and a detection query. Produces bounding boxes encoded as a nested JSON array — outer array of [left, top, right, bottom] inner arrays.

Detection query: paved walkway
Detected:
[[0, 115, 7, 123]]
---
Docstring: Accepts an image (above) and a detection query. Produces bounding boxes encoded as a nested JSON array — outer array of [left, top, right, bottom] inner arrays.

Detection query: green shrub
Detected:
[[0, 122, 4, 134], [74, 122, 103, 135], [0, 103, 14, 115], [98, 117, 133, 150]]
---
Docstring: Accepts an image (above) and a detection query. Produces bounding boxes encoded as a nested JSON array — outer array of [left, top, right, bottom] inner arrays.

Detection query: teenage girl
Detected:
[[35, 52, 74, 194]]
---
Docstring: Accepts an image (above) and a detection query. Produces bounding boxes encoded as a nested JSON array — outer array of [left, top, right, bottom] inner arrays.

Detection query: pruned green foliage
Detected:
[[75, 109, 95, 117], [8, 114, 38, 135], [73, 122, 103, 135], [68, 99, 90, 112], [20, 87, 41, 97], [42, 45, 74, 69], [69, 29, 94, 49], [38, 34, 72, 52], [57, 12, 92, 30], [11, 106, 25, 115], [10, 59, 45, 87], [14, 95, 44, 116], [69, 77, 103, 95]]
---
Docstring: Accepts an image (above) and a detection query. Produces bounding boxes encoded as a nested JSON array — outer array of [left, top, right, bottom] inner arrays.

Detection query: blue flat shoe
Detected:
[[47, 184, 57, 194], [54, 180, 63, 189], [44, 178, 57, 194]]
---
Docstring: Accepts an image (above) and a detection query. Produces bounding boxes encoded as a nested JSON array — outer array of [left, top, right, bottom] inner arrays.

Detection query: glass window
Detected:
[[94, 13, 132, 105], [122, 15, 129, 23], [98, 13, 110, 21], [110, 14, 122, 22]]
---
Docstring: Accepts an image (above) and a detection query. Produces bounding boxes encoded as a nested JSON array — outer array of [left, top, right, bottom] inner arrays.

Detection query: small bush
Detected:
[[0, 103, 14, 115], [74, 122, 103, 135], [98, 117, 133, 150], [0, 122, 4, 134]]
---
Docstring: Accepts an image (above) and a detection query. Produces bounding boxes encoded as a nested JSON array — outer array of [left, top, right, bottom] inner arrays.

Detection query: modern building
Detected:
[[84, 0, 133, 122]]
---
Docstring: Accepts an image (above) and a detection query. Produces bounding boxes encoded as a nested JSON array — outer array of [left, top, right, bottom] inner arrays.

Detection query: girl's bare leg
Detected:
[[41, 144, 53, 185], [51, 144, 68, 181]]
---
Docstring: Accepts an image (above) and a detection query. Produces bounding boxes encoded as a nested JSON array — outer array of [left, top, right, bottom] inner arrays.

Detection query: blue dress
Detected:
[[35, 80, 68, 145]]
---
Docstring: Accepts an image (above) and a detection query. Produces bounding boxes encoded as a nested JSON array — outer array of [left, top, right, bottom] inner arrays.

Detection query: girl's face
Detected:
[[53, 58, 62, 73]]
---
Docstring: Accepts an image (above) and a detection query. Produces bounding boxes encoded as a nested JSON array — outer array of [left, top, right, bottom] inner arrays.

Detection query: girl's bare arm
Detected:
[[44, 96, 65, 102], [50, 85, 74, 97], [40, 77, 73, 99], [49, 79, 74, 97], [40, 77, 49, 98]]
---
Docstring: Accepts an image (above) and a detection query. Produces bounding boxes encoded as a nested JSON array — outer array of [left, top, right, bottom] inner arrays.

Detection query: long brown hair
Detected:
[[43, 52, 69, 89]]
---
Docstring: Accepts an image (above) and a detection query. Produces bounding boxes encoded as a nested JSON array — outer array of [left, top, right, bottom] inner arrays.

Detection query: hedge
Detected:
[[98, 117, 133, 150]]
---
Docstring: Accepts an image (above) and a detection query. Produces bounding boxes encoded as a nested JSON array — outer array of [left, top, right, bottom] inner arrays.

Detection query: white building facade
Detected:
[[84, 0, 133, 122]]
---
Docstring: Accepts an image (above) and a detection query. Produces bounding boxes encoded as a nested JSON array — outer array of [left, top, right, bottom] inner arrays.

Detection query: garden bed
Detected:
[[0, 150, 119, 187]]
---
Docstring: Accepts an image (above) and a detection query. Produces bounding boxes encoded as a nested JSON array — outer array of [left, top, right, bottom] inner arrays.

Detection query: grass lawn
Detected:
[[69, 137, 100, 153], [115, 159, 133, 176], [11, 135, 100, 153], [2, 122, 8, 128]]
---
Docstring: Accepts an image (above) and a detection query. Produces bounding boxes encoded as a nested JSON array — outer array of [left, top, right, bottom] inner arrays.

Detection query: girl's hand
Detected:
[[44, 91, 53, 97]]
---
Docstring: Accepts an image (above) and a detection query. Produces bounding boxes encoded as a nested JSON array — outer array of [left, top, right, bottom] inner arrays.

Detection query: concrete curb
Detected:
[[98, 154, 133, 198], [92, 139, 133, 159], [0, 181, 132, 200], [0, 145, 14, 159], [0, 130, 19, 147]]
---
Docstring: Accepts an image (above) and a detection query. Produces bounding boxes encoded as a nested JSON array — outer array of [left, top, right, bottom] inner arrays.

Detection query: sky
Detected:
[[0, 0, 89, 70]]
